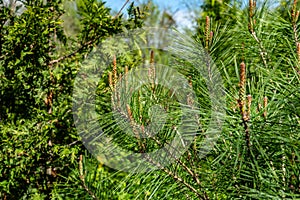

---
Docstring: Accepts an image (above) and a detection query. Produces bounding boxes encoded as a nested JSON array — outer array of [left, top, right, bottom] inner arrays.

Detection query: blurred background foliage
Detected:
[[0, 0, 300, 199]]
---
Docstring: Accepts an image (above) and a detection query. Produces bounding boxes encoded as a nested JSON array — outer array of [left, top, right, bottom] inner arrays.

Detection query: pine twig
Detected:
[[79, 155, 100, 200], [143, 154, 208, 200], [237, 62, 251, 152], [114, 0, 131, 19], [48, 39, 96, 66], [248, 0, 268, 68]]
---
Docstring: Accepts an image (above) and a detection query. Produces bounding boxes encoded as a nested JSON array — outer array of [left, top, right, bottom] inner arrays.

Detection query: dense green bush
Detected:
[[0, 0, 145, 198]]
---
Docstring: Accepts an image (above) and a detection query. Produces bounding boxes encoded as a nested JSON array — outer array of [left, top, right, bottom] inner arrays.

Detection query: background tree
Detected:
[[193, 0, 241, 50]]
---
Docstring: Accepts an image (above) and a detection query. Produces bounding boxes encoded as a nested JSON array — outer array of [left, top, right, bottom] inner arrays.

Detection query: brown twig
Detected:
[[48, 39, 97, 66], [114, 0, 131, 19]]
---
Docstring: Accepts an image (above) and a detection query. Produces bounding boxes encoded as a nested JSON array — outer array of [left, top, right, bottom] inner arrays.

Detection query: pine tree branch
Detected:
[[143, 154, 208, 200], [116, 105, 202, 186], [79, 155, 100, 200], [248, 0, 268, 68]]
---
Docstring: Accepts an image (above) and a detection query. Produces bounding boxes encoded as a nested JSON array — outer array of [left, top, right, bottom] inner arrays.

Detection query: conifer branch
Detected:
[[79, 155, 100, 200], [248, 0, 268, 68]]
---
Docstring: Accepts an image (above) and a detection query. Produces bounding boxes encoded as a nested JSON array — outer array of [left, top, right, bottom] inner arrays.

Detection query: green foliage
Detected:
[[0, 0, 146, 199], [74, 1, 300, 199], [1, 0, 300, 199]]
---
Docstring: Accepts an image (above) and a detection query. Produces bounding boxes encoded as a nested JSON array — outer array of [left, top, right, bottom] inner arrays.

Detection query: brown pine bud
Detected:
[[149, 50, 155, 90], [108, 72, 113, 88], [297, 43, 300, 64], [205, 16, 210, 49], [239, 62, 246, 97], [79, 154, 83, 177], [247, 95, 252, 120], [263, 97, 268, 119], [113, 55, 117, 84], [238, 62, 246, 118], [257, 103, 262, 113], [126, 104, 133, 122]]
